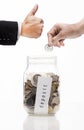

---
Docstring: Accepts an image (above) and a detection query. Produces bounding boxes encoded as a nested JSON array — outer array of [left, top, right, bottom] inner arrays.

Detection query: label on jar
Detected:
[[34, 76, 52, 114]]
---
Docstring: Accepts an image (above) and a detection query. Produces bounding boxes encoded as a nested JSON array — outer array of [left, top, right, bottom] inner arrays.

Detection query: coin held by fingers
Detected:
[[45, 44, 53, 52]]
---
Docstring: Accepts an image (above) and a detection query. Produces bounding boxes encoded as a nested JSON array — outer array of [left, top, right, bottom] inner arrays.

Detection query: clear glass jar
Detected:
[[23, 56, 60, 115]]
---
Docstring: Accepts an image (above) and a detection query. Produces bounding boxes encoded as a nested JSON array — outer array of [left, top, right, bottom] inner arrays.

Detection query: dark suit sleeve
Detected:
[[0, 21, 18, 45]]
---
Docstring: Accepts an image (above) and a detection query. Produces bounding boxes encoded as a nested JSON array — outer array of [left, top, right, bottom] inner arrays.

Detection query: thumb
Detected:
[[28, 4, 38, 16], [25, 4, 38, 21]]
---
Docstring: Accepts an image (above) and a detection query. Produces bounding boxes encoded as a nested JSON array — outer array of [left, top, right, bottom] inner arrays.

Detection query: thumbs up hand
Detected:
[[21, 4, 44, 38]]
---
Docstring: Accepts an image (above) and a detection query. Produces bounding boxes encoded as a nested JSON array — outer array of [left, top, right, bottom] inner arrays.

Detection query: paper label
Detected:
[[34, 76, 52, 114]]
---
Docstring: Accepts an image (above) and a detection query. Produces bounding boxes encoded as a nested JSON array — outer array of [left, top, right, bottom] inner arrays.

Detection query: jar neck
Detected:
[[28, 56, 57, 65], [26, 56, 58, 74]]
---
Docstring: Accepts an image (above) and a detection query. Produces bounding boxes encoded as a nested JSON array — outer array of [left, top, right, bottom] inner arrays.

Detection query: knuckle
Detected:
[[39, 18, 44, 23], [39, 31, 42, 35]]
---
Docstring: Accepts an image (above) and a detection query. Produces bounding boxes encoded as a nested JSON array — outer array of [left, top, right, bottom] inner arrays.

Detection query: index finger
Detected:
[[47, 25, 58, 46], [47, 33, 53, 46]]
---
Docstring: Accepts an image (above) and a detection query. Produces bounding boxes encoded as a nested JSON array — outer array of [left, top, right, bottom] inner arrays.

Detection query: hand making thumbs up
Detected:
[[21, 4, 44, 38]]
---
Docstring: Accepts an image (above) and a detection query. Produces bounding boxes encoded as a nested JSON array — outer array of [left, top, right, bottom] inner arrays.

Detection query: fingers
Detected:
[[36, 24, 44, 36], [29, 23, 44, 38], [47, 34, 53, 46], [33, 17, 44, 24], [47, 29, 55, 46], [47, 24, 60, 46], [48, 27, 65, 47], [52, 40, 65, 47], [48, 33, 65, 47], [60, 40, 65, 46], [52, 33, 64, 47], [24, 16, 44, 25]]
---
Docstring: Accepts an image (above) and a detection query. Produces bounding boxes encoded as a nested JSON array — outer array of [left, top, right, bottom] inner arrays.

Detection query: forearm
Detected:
[[77, 18, 84, 35]]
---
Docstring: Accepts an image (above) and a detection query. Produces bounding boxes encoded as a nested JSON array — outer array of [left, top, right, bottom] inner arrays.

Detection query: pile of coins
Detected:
[[24, 73, 60, 114]]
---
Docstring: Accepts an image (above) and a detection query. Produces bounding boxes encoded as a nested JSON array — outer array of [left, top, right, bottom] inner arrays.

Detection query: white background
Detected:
[[0, 0, 84, 129]]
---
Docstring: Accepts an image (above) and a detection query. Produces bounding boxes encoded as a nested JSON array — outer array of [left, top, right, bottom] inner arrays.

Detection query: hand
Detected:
[[21, 4, 44, 38], [47, 20, 84, 47]]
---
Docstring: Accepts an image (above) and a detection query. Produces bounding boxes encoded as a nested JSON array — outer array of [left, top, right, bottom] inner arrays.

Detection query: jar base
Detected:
[[24, 105, 60, 116]]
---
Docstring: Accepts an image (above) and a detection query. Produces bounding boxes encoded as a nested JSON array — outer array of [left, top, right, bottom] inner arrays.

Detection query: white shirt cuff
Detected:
[[17, 22, 22, 39]]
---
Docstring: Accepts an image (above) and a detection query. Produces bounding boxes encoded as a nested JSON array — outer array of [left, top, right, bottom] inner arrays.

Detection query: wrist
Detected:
[[20, 23, 23, 36], [20, 22, 26, 37]]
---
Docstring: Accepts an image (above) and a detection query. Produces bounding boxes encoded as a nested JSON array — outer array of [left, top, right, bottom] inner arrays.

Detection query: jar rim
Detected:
[[28, 56, 57, 59]]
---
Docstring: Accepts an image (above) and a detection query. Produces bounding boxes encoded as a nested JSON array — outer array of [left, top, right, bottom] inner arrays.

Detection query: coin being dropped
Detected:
[[45, 44, 53, 52]]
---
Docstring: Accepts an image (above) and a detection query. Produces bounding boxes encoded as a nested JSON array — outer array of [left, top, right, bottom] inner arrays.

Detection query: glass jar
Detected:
[[23, 56, 60, 115]]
